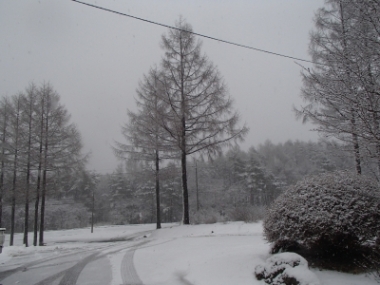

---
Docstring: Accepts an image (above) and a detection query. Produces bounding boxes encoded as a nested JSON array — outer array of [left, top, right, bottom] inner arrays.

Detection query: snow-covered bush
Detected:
[[264, 171, 380, 271], [255, 252, 320, 285]]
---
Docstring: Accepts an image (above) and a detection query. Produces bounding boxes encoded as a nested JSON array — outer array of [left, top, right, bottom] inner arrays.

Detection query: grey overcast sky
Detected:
[[0, 0, 324, 174]]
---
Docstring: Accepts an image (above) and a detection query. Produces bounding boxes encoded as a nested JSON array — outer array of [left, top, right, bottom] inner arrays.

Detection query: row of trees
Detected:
[[106, 162, 182, 225], [298, 0, 380, 178], [114, 17, 247, 227], [1, 136, 353, 233], [0, 83, 85, 246], [257, 139, 354, 185], [99, 139, 352, 226]]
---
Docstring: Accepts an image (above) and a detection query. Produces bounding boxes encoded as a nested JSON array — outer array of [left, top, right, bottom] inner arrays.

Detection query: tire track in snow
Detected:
[[0, 232, 152, 285], [0, 248, 92, 281], [58, 252, 99, 285], [121, 241, 149, 285], [34, 240, 149, 285]]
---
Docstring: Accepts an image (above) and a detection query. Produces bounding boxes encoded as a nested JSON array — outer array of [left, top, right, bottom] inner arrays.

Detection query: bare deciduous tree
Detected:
[[21, 84, 37, 247], [0, 97, 11, 228], [9, 94, 22, 246], [114, 68, 175, 229], [159, 18, 247, 224]]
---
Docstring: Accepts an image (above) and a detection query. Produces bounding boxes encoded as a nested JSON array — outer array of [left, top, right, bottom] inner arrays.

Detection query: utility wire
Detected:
[[71, 0, 317, 65]]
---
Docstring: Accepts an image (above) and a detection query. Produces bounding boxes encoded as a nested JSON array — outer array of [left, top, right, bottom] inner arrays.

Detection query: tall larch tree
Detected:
[[9, 94, 23, 246], [0, 97, 11, 228], [114, 68, 175, 229], [21, 84, 37, 247], [159, 18, 247, 224], [38, 83, 84, 245]]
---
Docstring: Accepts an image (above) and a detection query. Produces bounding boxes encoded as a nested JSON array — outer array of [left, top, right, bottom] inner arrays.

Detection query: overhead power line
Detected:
[[71, 0, 317, 65]]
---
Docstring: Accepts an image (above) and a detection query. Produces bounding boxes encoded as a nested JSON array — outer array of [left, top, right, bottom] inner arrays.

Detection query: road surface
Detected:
[[0, 232, 149, 285]]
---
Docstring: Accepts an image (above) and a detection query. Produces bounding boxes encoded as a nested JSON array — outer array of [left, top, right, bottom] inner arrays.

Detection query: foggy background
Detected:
[[0, 0, 323, 173]]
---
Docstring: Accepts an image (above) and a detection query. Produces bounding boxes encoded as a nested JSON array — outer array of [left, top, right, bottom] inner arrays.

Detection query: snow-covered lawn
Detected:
[[0, 222, 378, 285], [133, 222, 379, 285], [134, 222, 266, 285]]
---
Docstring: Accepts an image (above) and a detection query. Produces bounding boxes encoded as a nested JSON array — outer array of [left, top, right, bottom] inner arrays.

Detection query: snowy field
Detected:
[[0, 222, 378, 285]]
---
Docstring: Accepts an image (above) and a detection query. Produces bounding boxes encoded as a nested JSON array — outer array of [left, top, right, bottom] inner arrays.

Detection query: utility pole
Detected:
[[195, 161, 199, 211], [91, 189, 94, 233]]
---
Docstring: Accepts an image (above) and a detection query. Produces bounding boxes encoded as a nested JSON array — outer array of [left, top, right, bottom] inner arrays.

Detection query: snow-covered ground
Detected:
[[0, 223, 156, 268], [0, 222, 378, 285]]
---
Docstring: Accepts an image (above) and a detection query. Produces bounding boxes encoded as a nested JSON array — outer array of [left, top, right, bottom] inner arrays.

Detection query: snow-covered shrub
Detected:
[[255, 252, 320, 285], [264, 171, 380, 271]]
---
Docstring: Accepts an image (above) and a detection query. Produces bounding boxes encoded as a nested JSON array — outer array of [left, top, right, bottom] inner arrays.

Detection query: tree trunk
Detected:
[[351, 113, 362, 175], [10, 165, 16, 246], [10, 102, 20, 246], [181, 149, 190, 224], [33, 157, 42, 246], [39, 107, 49, 246], [195, 161, 199, 211], [0, 102, 8, 228], [24, 96, 34, 247], [339, 2, 362, 175], [0, 149, 4, 229], [91, 190, 94, 233], [151, 191, 154, 223], [34, 96, 44, 246], [10, 167, 17, 244], [370, 106, 380, 176], [39, 168, 47, 245], [170, 197, 173, 223], [24, 169, 30, 247], [155, 150, 161, 229], [179, 35, 190, 225], [353, 134, 361, 175]]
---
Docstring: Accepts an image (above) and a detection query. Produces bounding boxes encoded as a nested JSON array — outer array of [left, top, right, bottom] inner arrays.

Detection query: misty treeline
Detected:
[[297, 0, 380, 179], [0, 82, 91, 247], [89, 139, 351, 226]]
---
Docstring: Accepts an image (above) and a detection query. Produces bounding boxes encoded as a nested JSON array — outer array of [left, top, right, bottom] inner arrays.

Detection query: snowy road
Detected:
[[0, 230, 151, 285]]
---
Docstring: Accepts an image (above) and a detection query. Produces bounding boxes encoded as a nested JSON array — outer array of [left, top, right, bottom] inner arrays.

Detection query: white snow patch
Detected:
[[285, 266, 320, 285], [134, 222, 269, 285]]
